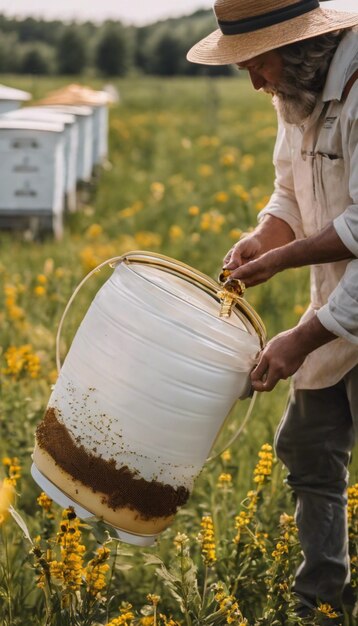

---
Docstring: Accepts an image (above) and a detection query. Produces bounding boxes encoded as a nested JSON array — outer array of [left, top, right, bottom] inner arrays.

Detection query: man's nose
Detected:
[[248, 69, 266, 91]]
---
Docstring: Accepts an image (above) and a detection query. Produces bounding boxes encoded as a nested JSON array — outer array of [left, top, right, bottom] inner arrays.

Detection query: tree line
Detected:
[[0, 11, 234, 76]]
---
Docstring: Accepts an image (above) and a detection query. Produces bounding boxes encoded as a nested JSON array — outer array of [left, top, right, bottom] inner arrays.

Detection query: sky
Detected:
[[0, 0, 355, 25], [0, 0, 214, 24]]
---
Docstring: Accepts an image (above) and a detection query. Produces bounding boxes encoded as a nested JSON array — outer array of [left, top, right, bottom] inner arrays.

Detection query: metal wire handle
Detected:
[[206, 390, 258, 463]]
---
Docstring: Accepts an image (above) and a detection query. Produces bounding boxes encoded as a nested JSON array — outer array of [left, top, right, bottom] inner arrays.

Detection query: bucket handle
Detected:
[[55, 252, 260, 460], [206, 390, 258, 463]]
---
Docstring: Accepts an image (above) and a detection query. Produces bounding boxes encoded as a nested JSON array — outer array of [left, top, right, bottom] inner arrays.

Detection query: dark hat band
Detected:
[[218, 0, 320, 35]]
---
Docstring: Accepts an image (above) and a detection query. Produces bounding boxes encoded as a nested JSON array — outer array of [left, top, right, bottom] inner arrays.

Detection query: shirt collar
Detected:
[[323, 27, 358, 102]]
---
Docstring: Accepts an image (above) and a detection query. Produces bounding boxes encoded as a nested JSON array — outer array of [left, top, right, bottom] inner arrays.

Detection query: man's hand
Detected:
[[226, 223, 353, 287], [227, 248, 282, 286], [223, 215, 295, 272], [251, 315, 336, 391], [224, 234, 262, 268], [251, 329, 308, 391]]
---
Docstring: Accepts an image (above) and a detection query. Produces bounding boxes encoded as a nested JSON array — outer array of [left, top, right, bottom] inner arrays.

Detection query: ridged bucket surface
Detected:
[[33, 256, 262, 543]]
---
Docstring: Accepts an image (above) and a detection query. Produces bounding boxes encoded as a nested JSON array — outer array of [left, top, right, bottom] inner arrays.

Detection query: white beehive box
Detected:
[[0, 119, 65, 239], [3, 107, 78, 213], [37, 84, 111, 171], [40, 104, 93, 183], [0, 84, 31, 114], [93, 100, 109, 167]]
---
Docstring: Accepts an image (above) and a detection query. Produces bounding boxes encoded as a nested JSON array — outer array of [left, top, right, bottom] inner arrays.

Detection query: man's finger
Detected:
[[252, 378, 277, 392], [251, 354, 269, 381], [261, 367, 279, 391], [251, 365, 279, 392], [223, 248, 234, 266], [224, 248, 242, 269], [230, 263, 261, 284]]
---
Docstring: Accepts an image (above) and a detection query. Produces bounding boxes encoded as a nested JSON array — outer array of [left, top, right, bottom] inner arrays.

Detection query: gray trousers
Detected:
[[274, 364, 358, 609]]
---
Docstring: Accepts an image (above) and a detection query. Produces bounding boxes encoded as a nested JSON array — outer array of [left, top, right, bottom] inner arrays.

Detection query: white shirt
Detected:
[[258, 27, 358, 389]]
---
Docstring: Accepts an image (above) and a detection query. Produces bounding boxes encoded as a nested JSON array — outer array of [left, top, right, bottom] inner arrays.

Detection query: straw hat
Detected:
[[187, 0, 358, 65]]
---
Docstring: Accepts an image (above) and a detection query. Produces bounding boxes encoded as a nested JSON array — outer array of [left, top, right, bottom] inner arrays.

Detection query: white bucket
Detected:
[[32, 252, 265, 545]]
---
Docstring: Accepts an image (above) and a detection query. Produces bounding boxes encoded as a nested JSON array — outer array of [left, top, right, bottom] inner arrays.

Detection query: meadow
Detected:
[[0, 75, 356, 625]]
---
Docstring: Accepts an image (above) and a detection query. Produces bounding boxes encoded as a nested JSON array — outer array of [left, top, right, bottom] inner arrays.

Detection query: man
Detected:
[[187, 0, 358, 621]]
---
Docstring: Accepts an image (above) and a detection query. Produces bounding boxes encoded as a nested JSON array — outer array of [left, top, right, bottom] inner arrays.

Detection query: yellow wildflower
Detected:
[[150, 181, 165, 201], [106, 604, 135, 626], [255, 195, 270, 212], [198, 164, 214, 178], [4, 283, 17, 302], [234, 490, 258, 544], [173, 532, 189, 551], [79, 242, 117, 272], [36, 274, 47, 285], [4, 283, 25, 322], [348, 483, 358, 566], [220, 152, 236, 167], [0, 478, 15, 524], [253, 531, 268, 554], [231, 184, 246, 197], [198, 514, 216, 566], [213, 583, 248, 625], [3, 457, 21, 485], [160, 618, 181, 626], [217, 473, 233, 488], [85, 546, 110, 596], [221, 450, 231, 463], [240, 154, 255, 171], [34, 285, 46, 297], [317, 604, 339, 619], [49, 508, 85, 595], [200, 210, 226, 234], [169, 225, 184, 241], [294, 304, 306, 315], [214, 191, 229, 203], [272, 513, 297, 560], [188, 205, 200, 216], [229, 228, 243, 240], [86, 223, 103, 239], [348, 483, 358, 527], [37, 492, 54, 519], [147, 594, 160, 606], [3, 345, 40, 379], [253, 443, 273, 485], [134, 231, 162, 249], [118, 201, 143, 219]]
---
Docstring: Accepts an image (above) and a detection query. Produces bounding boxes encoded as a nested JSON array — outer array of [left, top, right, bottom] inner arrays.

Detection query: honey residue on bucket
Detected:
[[36, 407, 189, 520]]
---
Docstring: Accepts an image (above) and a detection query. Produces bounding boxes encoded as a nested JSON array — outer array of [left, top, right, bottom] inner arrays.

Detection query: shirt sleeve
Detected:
[[332, 86, 358, 256], [258, 117, 305, 239], [317, 259, 358, 344]]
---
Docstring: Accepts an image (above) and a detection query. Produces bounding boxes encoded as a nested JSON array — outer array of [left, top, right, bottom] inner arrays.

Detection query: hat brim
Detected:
[[187, 8, 358, 65]]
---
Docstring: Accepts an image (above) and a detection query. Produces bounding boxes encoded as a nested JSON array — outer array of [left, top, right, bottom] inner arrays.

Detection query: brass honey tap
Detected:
[[217, 269, 246, 318]]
